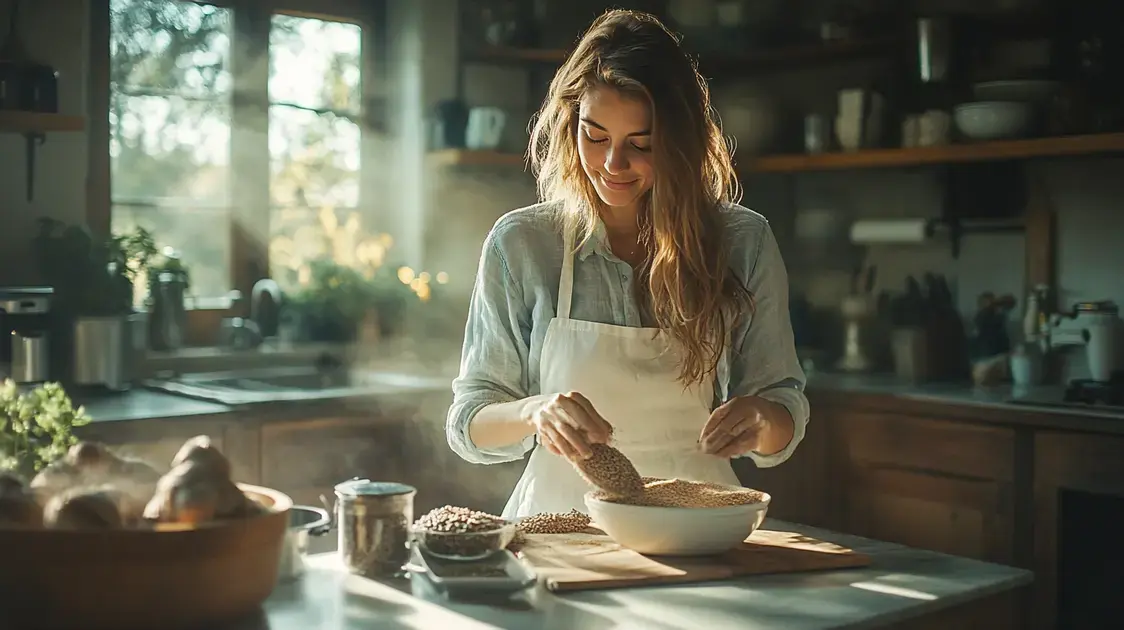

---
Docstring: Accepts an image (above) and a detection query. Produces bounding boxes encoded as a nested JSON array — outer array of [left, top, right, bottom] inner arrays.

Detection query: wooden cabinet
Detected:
[[832, 411, 1024, 566], [734, 408, 833, 528], [1032, 431, 1124, 630], [259, 415, 409, 507]]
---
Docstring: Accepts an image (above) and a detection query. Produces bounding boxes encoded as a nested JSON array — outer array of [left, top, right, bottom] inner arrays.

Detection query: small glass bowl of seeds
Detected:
[[412, 505, 517, 561]]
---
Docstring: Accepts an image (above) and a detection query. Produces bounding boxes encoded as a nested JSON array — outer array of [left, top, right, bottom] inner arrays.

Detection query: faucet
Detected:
[[216, 280, 281, 350], [250, 278, 282, 339]]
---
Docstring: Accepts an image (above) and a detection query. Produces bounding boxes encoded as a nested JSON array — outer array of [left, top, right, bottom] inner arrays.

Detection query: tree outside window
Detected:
[[108, 0, 374, 302]]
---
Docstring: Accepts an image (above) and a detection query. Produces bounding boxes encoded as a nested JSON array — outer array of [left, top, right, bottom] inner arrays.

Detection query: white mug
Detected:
[[466, 107, 507, 150]]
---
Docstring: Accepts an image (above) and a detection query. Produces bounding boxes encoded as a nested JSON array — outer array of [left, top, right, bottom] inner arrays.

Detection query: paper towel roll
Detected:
[[849, 218, 932, 244]]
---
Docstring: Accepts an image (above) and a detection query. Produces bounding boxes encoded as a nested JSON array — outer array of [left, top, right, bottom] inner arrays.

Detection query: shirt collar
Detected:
[[576, 219, 611, 261]]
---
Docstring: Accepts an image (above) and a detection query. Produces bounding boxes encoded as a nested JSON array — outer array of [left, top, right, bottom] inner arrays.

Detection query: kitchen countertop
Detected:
[[76, 388, 234, 423], [72, 352, 1123, 428], [807, 371, 1124, 427], [224, 519, 1030, 630]]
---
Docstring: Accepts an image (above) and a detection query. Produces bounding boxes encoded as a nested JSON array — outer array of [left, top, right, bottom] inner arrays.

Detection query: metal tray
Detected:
[[404, 545, 537, 596]]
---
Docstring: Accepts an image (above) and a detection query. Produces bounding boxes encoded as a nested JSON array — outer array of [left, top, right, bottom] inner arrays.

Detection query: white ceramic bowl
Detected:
[[953, 101, 1034, 141], [584, 489, 771, 556], [972, 80, 1060, 103]]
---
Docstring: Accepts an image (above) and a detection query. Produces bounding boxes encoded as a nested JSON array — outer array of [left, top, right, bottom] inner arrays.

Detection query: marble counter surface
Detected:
[[75, 388, 233, 423], [807, 371, 1124, 423], [226, 519, 1030, 630]]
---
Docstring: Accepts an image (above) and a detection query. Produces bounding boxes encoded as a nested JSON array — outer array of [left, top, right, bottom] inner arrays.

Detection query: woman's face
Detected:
[[577, 86, 654, 210]]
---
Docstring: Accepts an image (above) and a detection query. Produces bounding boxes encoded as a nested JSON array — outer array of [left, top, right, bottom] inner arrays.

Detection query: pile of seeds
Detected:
[[517, 509, 592, 534], [415, 505, 505, 533], [592, 477, 767, 508], [414, 505, 510, 559], [571, 443, 644, 499]]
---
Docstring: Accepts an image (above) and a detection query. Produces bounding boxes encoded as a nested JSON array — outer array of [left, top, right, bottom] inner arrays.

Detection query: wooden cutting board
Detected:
[[516, 527, 871, 592]]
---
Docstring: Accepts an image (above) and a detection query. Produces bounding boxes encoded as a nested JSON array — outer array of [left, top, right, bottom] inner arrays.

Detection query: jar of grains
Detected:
[[334, 478, 417, 578]]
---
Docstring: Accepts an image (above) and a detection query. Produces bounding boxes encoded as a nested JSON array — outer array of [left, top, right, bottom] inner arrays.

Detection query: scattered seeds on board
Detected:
[[517, 509, 591, 534], [591, 477, 767, 508], [571, 443, 644, 499], [414, 505, 509, 558]]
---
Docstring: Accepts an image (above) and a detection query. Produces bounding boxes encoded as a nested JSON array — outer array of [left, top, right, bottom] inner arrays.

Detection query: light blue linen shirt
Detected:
[[446, 201, 809, 468]]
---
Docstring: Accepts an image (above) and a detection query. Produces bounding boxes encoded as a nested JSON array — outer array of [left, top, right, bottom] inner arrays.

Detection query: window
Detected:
[[108, 0, 371, 301], [109, 0, 233, 299], [267, 14, 365, 289]]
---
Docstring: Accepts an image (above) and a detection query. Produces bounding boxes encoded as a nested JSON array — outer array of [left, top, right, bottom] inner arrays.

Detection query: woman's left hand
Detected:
[[698, 395, 790, 458]]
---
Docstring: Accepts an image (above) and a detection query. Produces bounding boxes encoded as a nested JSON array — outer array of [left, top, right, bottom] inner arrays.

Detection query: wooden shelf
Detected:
[[0, 111, 85, 134], [705, 36, 905, 73], [427, 149, 526, 168], [746, 133, 1124, 173], [464, 37, 904, 73], [427, 135, 1124, 174], [465, 46, 568, 64]]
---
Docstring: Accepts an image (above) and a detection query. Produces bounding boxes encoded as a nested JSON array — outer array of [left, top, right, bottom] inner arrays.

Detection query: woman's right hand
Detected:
[[528, 392, 613, 460]]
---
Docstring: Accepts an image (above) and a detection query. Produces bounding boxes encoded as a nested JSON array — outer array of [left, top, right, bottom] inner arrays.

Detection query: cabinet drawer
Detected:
[[843, 465, 1015, 563], [260, 417, 408, 500], [837, 411, 1015, 481]]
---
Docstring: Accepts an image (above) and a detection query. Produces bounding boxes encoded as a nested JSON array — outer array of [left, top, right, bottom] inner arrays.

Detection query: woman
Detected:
[[446, 9, 809, 519]]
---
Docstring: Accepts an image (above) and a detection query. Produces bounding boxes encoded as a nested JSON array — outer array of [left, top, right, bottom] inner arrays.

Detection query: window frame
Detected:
[[88, 0, 386, 345]]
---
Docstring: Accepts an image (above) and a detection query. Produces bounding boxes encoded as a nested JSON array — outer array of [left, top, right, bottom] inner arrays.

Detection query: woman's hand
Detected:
[[529, 392, 613, 460], [698, 395, 794, 459]]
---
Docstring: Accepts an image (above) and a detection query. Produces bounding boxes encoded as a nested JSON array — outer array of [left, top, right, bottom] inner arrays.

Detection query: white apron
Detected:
[[501, 230, 741, 519]]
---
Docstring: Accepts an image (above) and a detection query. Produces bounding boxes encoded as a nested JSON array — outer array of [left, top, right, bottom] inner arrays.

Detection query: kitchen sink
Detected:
[[145, 365, 451, 405]]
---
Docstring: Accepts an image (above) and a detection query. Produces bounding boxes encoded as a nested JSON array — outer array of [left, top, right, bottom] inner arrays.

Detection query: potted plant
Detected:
[[283, 258, 378, 343], [0, 379, 90, 480], [32, 218, 156, 317], [33, 219, 157, 389]]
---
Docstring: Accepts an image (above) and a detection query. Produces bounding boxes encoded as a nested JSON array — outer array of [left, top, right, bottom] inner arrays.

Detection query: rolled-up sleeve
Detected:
[[446, 231, 535, 465], [729, 223, 809, 468]]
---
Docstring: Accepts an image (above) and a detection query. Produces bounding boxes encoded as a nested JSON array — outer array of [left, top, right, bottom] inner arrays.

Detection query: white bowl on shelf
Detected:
[[583, 488, 771, 556], [971, 80, 1060, 103], [953, 101, 1035, 141]]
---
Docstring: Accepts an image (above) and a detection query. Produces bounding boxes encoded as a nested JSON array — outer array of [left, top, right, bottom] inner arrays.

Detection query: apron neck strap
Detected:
[[557, 228, 576, 319]]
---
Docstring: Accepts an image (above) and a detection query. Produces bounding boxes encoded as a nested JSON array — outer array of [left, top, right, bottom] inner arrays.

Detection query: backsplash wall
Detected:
[[1, 0, 1118, 386], [0, 0, 90, 287], [428, 22, 1123, 383]]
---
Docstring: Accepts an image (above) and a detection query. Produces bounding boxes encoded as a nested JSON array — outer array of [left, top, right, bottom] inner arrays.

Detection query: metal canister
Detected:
[[334, 479, 417, 578]]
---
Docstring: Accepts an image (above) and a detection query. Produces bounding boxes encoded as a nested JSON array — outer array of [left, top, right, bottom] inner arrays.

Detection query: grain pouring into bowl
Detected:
[[568, 442, 644, 499]]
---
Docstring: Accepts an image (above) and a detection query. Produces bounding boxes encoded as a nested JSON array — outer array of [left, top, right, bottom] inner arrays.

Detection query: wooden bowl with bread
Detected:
[[0, 436, 292, 630]]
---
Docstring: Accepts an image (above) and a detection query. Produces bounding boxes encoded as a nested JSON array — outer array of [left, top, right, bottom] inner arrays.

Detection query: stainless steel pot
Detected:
[[277, 505, 331, 582], [72, 313, 145, 391]]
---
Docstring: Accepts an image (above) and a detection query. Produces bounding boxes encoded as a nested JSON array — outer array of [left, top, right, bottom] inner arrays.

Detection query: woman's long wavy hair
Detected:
[[528, 9, 752, 387]]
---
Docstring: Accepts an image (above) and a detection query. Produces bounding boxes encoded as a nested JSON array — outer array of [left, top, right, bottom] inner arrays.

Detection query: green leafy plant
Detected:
[[283, 258, 378, 342], [33, 218, 158, 317], [0, 380, 91, 478], [282, 258, 446, 342]]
